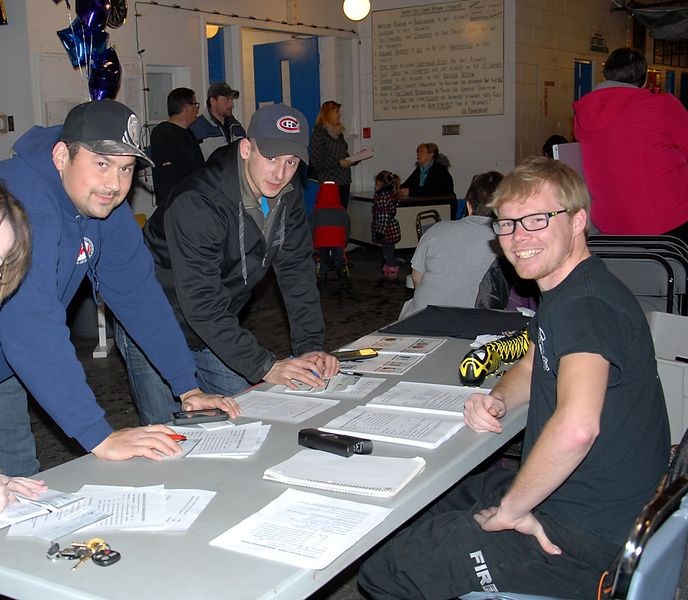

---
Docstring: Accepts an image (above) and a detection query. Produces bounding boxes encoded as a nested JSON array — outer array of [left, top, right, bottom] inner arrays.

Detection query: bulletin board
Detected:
[[372, 0, 504, 120]]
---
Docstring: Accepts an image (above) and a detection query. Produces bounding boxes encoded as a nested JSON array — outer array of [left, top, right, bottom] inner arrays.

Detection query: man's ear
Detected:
[[239, 137, 252, 160], [52, 142, 69, 173], [572, 207, 588, 235]]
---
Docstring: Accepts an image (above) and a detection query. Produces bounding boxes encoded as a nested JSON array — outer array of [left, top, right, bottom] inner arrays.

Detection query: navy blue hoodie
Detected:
[[0, 126, 198, 451]]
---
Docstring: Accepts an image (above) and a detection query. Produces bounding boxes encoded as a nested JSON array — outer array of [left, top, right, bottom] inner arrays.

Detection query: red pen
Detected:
[[166, 434, 187, 441]]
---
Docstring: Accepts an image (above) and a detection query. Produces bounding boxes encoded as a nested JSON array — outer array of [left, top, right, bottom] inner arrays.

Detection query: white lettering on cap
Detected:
[[276, 116, 300, 134]]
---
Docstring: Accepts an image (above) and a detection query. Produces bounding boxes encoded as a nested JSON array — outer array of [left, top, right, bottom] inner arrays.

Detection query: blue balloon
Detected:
[[76, 0, 111, 31], [89, 47, 121, 100], [57, 18, 108, 68]]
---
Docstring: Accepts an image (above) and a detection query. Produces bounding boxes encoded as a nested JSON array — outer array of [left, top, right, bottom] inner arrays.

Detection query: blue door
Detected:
[[665, 70, 676, 94], [253, 38, 321, 130], [574, 60, 593, 100]]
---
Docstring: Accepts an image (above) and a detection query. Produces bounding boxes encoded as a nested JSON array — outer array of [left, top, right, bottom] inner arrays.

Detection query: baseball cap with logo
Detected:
[[247, 103, 309, 164], [207, 82, 240, 100], [59, 99, 153, 167]]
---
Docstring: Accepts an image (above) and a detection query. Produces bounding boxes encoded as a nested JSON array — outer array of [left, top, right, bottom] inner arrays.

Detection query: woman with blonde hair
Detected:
[[309, 100, 355, 208]]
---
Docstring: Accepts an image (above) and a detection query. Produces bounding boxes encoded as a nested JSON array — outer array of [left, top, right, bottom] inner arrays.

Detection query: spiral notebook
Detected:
[[263, 450, 426, 498]]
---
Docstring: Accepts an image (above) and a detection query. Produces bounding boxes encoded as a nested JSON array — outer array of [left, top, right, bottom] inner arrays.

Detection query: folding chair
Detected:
[[589, 245, 688, 315], [589, 251, 676, 314], [416, 209, 441, 241]]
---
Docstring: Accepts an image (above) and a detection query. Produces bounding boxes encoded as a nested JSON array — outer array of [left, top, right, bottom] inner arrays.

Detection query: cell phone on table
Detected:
[[172, 408, 228, 425], [330, 348, 378, 361]]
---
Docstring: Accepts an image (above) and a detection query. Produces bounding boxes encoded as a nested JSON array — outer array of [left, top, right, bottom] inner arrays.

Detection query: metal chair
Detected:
[[590, 251, 677, 314], [416, 209, 441, 241]]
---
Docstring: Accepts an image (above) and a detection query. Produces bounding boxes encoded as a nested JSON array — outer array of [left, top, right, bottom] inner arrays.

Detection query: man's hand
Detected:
[[473, 505, 561, 555], [91, 425, 183, 461], [0, 475, 48, 512], [264, 351, 340, 389], [179, 388, 240, 418], [464, 393, 506, 433]]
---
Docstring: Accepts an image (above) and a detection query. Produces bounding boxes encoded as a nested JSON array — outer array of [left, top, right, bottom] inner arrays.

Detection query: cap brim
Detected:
[[254, 138, 308, 164], [83, 140, 155, 168]]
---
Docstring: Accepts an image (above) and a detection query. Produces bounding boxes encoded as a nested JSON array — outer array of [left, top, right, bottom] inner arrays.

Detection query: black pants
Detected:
[[358, 468, 619, 600]]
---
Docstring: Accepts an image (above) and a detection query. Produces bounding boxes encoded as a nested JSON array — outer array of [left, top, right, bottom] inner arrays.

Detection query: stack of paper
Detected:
[[339, 353, 424, 375], [264, 450, 426, 498], [320, 406, 464, 449], [367, 381, 491, 416], [0, 488, 86, 527], [172, 422, 270, 459], [340, 334, 446, 355], [210, 488, 390, 570], [234, 390, 339, 423], [269, 373, 386, 400]]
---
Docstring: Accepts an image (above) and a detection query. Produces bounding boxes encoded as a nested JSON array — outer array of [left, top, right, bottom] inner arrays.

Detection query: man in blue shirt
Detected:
[[0, 99, 238, 476]]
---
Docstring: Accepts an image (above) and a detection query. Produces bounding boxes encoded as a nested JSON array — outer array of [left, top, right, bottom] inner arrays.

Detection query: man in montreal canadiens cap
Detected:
[[120, 103, 339, 426], [0, 98, 240, 477]]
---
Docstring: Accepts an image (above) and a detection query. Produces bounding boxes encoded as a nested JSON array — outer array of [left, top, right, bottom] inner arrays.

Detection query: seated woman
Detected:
[[399, 171, 502, 318], [399, 143, 455, 198]]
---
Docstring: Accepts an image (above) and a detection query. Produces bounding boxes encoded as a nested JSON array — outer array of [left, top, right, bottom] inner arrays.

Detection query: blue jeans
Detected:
[[114, 323, 250, 425], [0, 376, 40, 476]]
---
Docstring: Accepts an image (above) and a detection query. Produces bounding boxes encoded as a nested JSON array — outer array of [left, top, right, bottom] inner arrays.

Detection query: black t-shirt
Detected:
[[525, 255, 669, 543]]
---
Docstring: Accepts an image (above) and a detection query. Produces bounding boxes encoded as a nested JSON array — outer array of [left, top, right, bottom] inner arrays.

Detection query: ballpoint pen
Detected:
[[166, 434, 187, 441]]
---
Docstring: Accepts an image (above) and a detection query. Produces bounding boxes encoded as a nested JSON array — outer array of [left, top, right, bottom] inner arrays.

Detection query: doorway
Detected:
[[253, 37, 321, 129]]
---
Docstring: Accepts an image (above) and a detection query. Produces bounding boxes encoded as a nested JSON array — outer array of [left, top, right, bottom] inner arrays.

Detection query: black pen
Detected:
[[340, 371, 365, 376]]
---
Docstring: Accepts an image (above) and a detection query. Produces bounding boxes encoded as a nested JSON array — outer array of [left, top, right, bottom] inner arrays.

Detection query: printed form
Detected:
[[210, 488, 390, 570]]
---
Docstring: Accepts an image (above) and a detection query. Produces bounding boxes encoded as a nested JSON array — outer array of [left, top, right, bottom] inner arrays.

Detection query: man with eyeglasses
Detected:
[[149, 87, 205, 210], [359, 157, 670, 599]]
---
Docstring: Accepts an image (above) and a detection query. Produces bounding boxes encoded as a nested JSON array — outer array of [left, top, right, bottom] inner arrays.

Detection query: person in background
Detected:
[[542, 134, 568, 159], [359, 157, 669, 599], [0, 183, 49, 509], [311, 181, 350, 292], [122, 104, 339, 425], [399, 142, 455, 198], [372, 170, 402, 285], [0, 100, 238, 477], [573, 46, 688, 239], [399, 171, 503, 318], [149, 87, 205, 210], [309, 100, 355, 209], [190, 81, 246, 161]]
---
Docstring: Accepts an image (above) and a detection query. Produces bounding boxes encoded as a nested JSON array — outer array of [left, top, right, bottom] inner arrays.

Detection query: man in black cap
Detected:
[[119, 103, 339, 425], [190, 81, 246, 161], [0, 99, 239, 476]]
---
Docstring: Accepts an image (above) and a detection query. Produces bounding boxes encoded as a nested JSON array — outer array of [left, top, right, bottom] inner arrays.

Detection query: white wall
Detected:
[[0, 1, 32, 159]]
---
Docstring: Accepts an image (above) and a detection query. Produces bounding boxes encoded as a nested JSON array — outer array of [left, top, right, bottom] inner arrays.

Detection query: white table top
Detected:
[[0, 336, 526, 600]]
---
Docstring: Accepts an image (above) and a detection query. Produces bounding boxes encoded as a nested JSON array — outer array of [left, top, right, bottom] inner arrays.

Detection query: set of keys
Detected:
[[46, 538, 121, 570]]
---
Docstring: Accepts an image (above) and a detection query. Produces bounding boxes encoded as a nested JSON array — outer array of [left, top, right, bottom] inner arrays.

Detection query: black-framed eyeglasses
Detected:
[[492, 209, 570, 236]]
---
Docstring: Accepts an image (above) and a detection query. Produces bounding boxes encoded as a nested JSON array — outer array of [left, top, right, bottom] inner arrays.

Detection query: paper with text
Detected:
[[368, 381, 491, 416], [341, 335, 445, 355], [339, 353, 424, 375], [235, 390, 339, 423], [321, 406, 464, 449], [209, 488, 390, 569]]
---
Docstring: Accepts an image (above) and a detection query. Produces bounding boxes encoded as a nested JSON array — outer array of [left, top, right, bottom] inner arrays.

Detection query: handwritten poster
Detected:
[[372, 0, 504, 120]]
